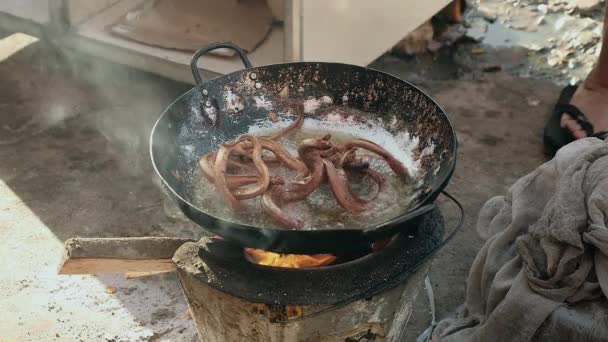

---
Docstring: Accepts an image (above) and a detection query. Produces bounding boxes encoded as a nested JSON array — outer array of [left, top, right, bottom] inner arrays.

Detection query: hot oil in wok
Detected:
[[191, 127, 415, 231]]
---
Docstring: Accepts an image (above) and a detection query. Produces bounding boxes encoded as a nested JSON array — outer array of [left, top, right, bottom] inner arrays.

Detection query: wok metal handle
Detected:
[[191, 42, 253, 85]]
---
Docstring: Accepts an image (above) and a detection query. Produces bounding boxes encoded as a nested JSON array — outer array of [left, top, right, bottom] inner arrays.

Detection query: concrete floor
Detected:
[[0, 28, 557, 340]]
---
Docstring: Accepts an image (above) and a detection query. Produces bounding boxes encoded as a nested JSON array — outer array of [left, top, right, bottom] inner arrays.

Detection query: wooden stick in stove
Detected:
[[58, 237, 195, 276]]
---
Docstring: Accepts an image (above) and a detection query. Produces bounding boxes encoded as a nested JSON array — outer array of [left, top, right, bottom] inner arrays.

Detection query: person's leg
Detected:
[[561, 2, 608, 138]]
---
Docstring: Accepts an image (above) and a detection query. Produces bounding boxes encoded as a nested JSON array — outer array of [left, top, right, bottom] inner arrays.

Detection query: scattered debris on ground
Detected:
[[463, 0, 604, 84]]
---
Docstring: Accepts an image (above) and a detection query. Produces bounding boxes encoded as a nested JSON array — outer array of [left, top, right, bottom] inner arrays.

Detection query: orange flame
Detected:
[[244, 248, 336, 268]]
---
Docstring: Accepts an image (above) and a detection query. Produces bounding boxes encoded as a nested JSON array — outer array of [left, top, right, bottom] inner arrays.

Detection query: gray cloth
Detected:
[[433, 138, 608, 342]]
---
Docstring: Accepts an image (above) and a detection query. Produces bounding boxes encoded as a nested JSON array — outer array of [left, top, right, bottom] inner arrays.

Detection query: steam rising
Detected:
[[56, 49, 189, 178], [0, 31, 193, 222]]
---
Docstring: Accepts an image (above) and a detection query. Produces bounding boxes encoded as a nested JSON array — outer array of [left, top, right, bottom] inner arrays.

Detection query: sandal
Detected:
[[544, 84, 608, 155]]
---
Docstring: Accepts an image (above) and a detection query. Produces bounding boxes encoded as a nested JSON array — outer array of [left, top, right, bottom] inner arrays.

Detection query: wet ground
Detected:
[[469, 0, 604, 84], [0, 1, 604, 340]]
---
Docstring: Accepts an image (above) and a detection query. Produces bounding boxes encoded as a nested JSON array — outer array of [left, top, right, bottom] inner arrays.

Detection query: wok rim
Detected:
[[150, 61, 458, 235]]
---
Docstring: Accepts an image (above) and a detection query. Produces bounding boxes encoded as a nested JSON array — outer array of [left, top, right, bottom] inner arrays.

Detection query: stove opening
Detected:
[[243, 234, 399, 268], [244, 248, 336, 268]]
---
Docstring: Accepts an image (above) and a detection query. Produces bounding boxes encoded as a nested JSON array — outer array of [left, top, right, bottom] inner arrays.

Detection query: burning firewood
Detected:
[[244, 247, 336, 268]]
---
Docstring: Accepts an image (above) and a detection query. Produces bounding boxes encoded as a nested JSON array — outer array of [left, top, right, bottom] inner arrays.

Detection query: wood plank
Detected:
[[59, 237, 195, 275], [125, 270, 173, 279], [64, 237, 195, 259], [60, 258, 176, 275]]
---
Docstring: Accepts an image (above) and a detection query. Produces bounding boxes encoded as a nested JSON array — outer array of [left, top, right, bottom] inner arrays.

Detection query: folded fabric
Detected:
[[433, 137, 608, 342]]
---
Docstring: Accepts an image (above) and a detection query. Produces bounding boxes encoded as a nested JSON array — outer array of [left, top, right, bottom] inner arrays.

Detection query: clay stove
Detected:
[[173, 208, 445, 342]]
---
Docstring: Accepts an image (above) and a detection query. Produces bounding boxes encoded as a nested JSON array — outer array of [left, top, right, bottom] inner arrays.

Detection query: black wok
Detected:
[[150, 43, 458, 254]]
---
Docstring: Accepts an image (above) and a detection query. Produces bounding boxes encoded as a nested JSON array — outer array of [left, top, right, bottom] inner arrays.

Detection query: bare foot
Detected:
[[561, 72, 608, 139]]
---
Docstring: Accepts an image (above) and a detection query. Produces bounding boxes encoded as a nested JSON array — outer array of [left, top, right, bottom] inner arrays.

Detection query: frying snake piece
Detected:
[[204, 129, 404, 228], [340, 149, 384, 199], [201, 148, 254, 180], [323, 159, 367, 213], [360, 168, 385, 201], [275, 138, 331, 203], [260, 137, 332, 228], [261, 185, 303, 229], [235, 136, 306, 171], [213, 144, 241, 208], [268, 103, 305, 141], [225, 175, 259, 189], [199, 152, 216, 181], [230, 135, 270, 200], [344, 139, 410, 179]]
